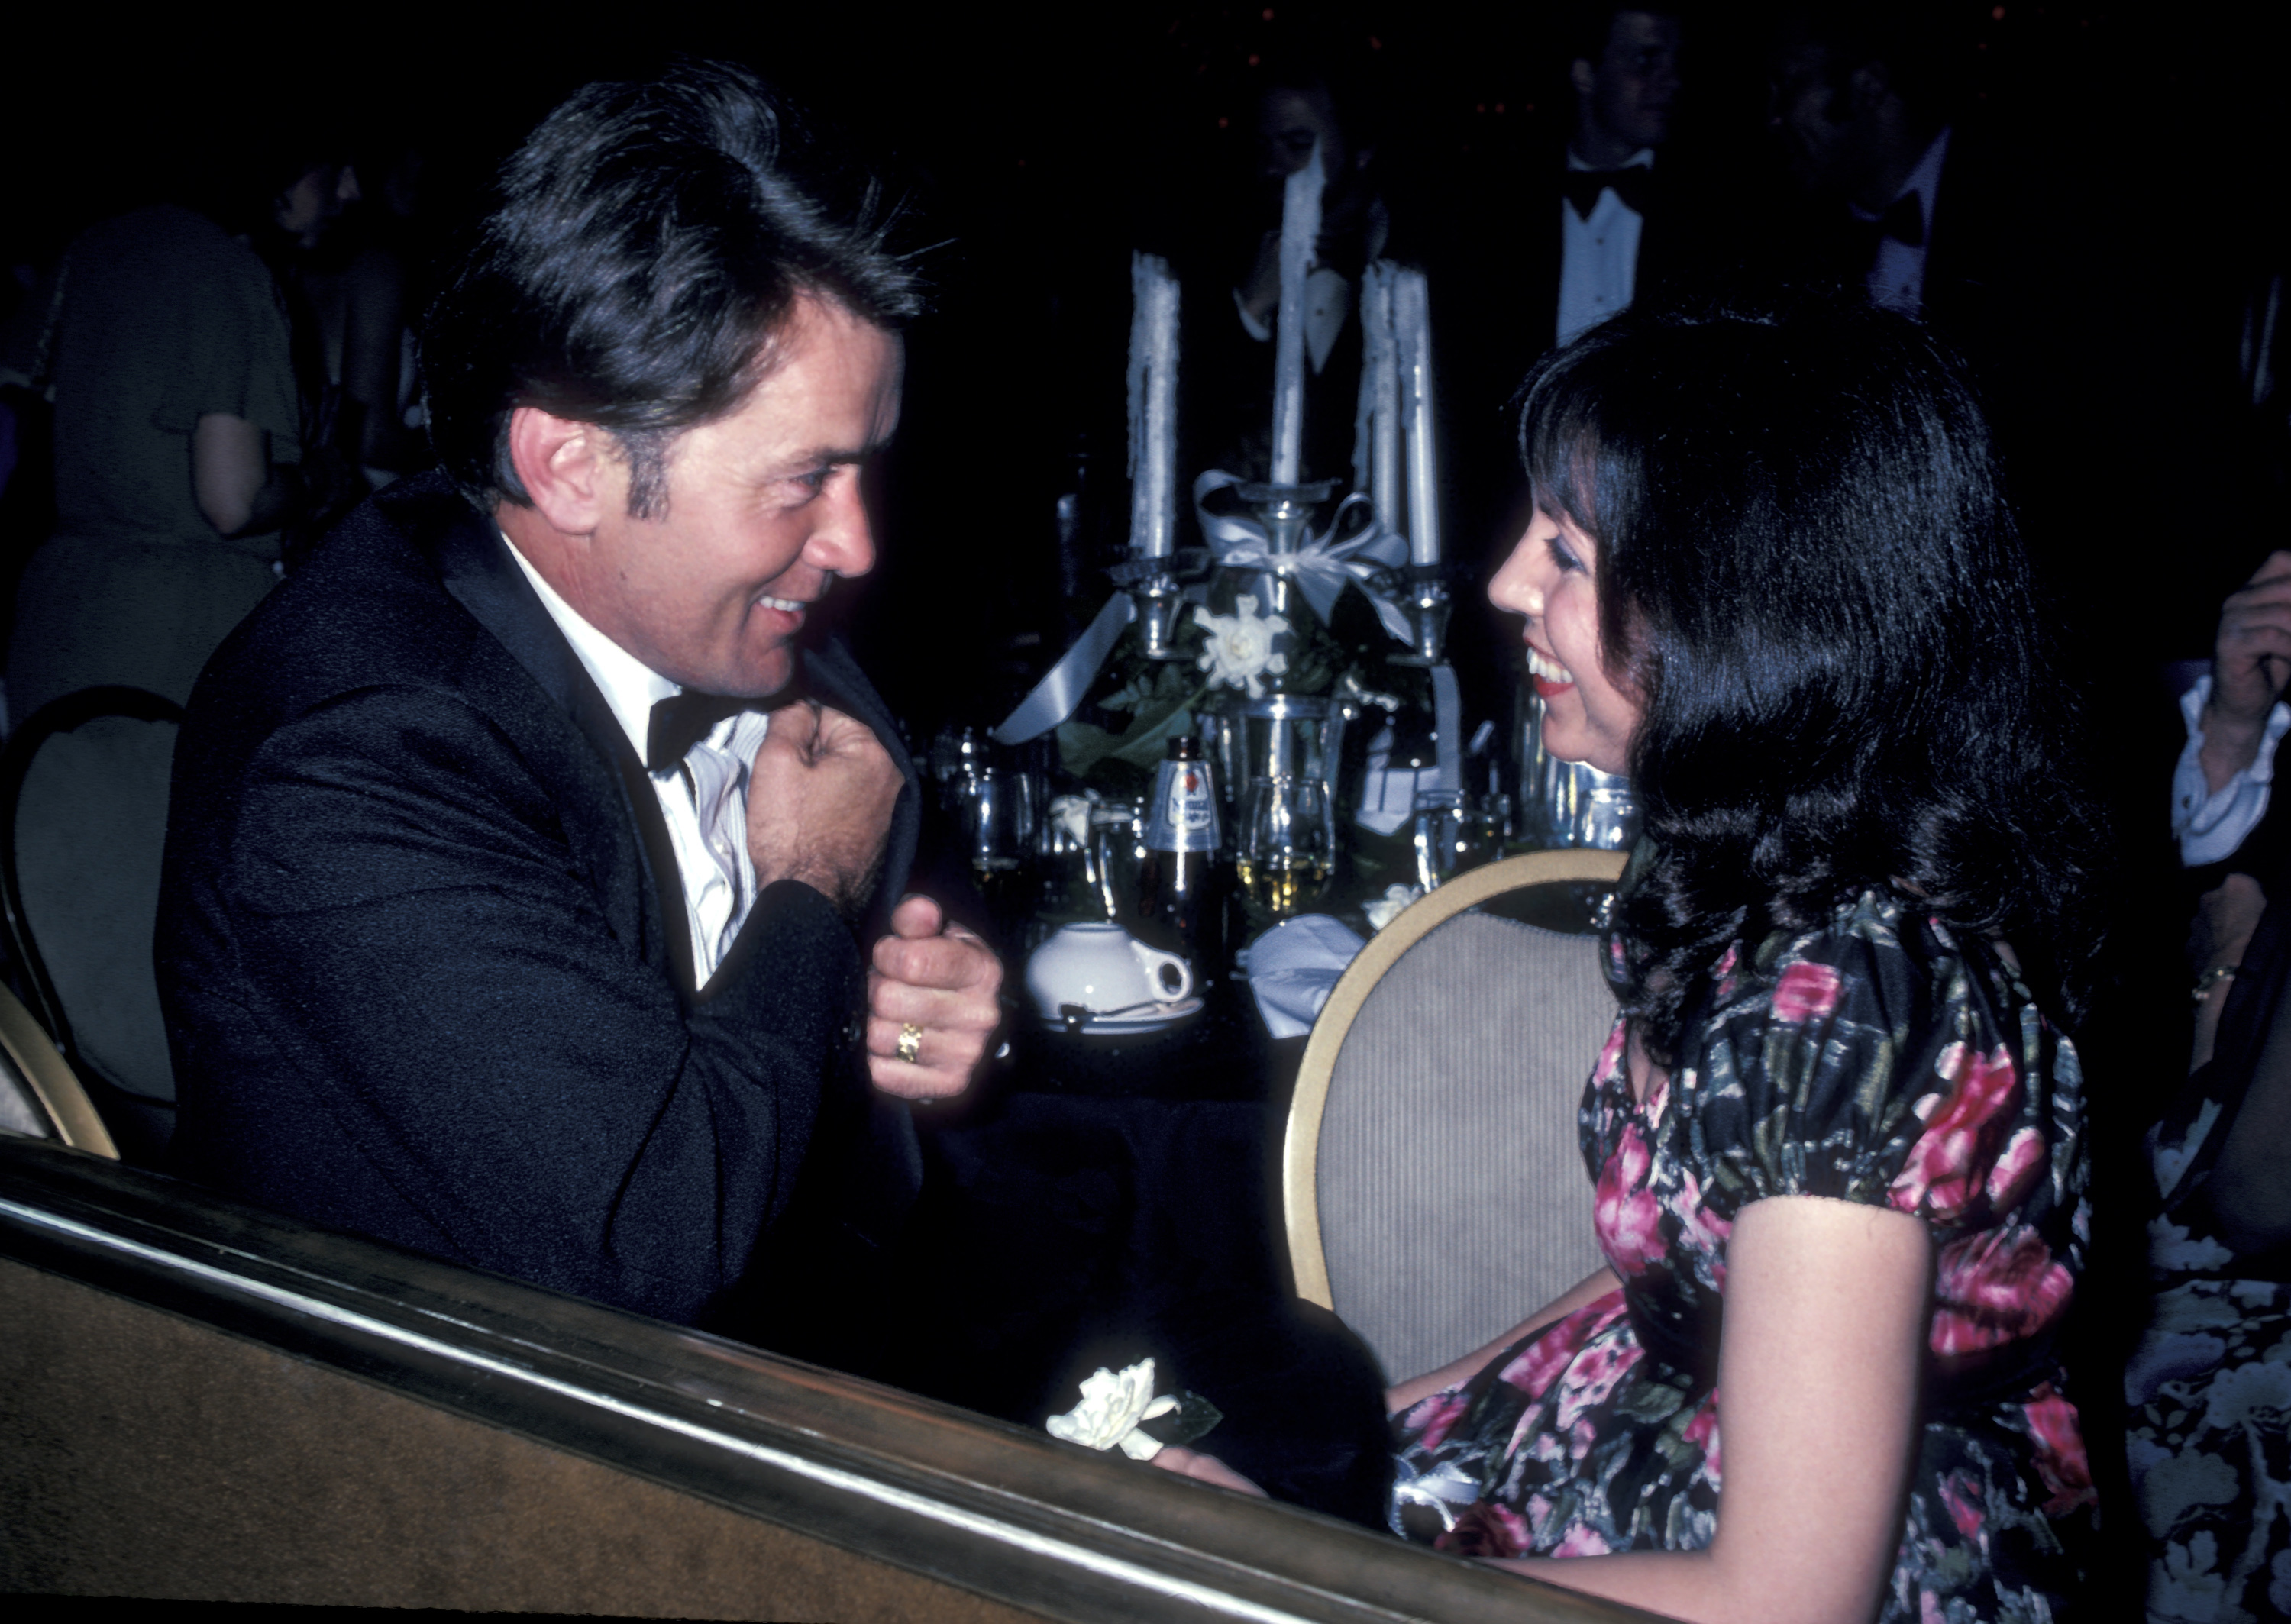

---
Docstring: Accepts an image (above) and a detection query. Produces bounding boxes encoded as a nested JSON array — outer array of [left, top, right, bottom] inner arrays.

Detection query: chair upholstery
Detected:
[[1, 686, 183, 1160], [1284, 849, 1626, 1386]]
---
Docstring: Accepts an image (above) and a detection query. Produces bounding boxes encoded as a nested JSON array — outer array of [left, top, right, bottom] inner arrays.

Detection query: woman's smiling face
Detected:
[[1488, 505, 1642, 776]]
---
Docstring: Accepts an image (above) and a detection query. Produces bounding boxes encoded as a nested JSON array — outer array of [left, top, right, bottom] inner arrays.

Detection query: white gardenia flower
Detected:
[[1049, 791, 1100, 849], [1194, 593, 1290, 699], [1045, 1358, 1178, 1460], [1363, 883, 1423, 931]]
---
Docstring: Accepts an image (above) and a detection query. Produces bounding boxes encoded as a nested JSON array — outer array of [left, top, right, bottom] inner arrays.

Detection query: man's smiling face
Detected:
[[563, 293, 905, 698]]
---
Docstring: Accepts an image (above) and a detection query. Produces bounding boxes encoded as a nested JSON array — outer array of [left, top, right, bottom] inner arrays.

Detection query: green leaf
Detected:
[[1138, 1391, 1225, 1450], [1056, 718, 1125, 777], [1110, 702, 1199, 768]]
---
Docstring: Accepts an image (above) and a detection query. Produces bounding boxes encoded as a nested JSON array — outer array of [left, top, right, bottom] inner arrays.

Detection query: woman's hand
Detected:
[[1489, 1196, 1931, 1624], [1149, 1445, 1268, 1496]]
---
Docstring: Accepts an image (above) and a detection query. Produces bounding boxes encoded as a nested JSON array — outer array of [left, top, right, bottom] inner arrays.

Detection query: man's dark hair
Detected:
[[1516, 295, 2105, 1057], [1559, 2, 1685, 71], [422, 60, 923, 516], [1256, 37, 1381, 158]]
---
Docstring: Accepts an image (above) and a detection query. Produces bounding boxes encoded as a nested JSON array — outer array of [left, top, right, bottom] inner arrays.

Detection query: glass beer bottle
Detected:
[[1136, 735, 1223, 977]]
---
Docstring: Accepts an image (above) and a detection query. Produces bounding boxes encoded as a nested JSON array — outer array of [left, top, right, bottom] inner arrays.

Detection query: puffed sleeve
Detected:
[[1690, 899, 2059, 1232], [150, 224, 301, 462]]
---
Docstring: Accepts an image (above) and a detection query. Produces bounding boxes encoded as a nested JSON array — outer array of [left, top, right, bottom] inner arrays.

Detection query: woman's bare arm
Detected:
[[192, 412, 266, 536], [1486, 1195, 1931, 1624], [1384, 1266, 1624, 1415]]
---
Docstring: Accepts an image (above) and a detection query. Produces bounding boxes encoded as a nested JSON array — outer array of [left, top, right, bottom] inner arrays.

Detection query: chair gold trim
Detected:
[[1282, 847, 1627, 1312], [0, 980, 118, 1157]]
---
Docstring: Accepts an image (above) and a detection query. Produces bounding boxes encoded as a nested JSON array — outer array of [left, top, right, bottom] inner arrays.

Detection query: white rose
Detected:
[[1044, 1358, 1178, 1459], [1194, 594, 1291, 700]]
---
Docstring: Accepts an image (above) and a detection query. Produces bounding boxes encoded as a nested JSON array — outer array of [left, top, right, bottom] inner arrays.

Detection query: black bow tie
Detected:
[[646, 690, 751, 773], [1562, 166, 1654, 220]]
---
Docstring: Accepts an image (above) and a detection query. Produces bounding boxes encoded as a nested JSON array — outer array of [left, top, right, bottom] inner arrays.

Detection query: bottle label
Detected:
[[1146, 760, 1220, 852]]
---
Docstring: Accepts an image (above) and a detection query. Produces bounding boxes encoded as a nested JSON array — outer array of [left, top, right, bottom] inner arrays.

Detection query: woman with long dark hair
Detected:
[[1162, 297, 2106, 1620]]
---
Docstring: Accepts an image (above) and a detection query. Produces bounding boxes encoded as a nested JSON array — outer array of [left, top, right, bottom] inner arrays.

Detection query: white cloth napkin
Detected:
[[1246, 914, 1368, 1038]]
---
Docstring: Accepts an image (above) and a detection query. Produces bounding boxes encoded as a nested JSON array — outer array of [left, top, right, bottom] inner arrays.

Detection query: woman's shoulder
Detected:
[[1708, 887, 2020, 1028], [1679, 886, 2082, 1216]]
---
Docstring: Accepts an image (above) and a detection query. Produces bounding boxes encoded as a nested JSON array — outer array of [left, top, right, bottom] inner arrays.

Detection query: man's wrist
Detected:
[[758, 850, 884, 927], [2198, 704, 2270, 793]]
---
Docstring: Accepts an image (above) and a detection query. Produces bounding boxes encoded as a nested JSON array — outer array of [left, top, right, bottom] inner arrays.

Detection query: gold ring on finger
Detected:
[[897, 1022, 923, 1064]]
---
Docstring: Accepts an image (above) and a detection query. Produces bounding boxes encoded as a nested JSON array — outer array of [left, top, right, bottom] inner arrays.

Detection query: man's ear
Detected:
[[1570, 57, 1598, 102], [507, 407, 618, 538]]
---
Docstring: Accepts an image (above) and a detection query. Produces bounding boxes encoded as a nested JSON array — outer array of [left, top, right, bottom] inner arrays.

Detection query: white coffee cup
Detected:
[[1025, 922, 1192, 1022]]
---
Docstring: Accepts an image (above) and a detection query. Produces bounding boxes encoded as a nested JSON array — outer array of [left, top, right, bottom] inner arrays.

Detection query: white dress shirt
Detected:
[[1233, 198, 1392, 374], [502, 534, 767, 985], [1235, 269, 1352, 374], [2172, 673, 2291, 867], [1556, 149, 1653, 347], [1856, 127, 1951, 315]]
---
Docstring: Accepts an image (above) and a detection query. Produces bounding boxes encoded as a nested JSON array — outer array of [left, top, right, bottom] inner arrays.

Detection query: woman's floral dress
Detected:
[[1389, 890, 2096, 1622], [2125, 987, 2291, 1622]]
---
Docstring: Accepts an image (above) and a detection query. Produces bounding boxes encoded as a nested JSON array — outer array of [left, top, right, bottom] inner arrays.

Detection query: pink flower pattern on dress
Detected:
[[1387, 889, 2090, 1619], [1771, 960, 1843, 1023], [1984, 1125, 2049, 1210], [1889, 1041, 2021, 1221], [1931, 1224, 2073, 1355], [1594, 1120, 1668, 1274], [1552, 1522, 1614, 1558], [1682, 1398, 1722, 1481], [1939, 1471, 1986, 1542], [1411, 1390, 1470, 1452], [2021, 1383, 2095, 1517]]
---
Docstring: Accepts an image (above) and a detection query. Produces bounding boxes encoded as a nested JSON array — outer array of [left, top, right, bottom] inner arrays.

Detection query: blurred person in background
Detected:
[[0, 144, 305, 722]]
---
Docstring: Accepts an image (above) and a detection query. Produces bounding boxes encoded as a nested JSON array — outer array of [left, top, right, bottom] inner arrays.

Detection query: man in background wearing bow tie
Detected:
[[1443, 7, 1727, 661], [157, 62, 1002, 1350], [1766, 5, 2023, 344], [1549, 6, 1686, 347]]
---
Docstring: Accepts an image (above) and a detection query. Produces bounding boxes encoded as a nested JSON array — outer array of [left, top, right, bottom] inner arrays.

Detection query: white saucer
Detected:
[[1038, 996, 1205, 1036]]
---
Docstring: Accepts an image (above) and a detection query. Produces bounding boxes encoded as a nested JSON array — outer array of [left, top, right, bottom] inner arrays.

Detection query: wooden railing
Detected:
[[0, 1134, 1659, 1621]]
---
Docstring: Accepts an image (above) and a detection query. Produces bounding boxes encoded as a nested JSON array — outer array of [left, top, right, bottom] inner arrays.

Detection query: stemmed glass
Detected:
[[957, 766, 1038, 931], [1239, 775, 1334, 921], [1411, 788, 1509, 891], [1086, 799, 1146, 927]]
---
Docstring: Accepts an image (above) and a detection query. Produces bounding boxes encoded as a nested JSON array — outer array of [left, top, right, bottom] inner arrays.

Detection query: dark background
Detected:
[[5, 2, 2284, 733]]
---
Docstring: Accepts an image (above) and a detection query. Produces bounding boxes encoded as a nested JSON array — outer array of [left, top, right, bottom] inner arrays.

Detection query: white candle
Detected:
[[1352, 260, 1402, 536], [1126, 253, 1181, 558], [1394, 267, 1441, 567], [1269, 142, 1324, 489]]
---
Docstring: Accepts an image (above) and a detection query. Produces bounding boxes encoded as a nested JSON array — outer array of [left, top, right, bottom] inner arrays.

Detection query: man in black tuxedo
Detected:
[[1766, 6, 2002, 335], [1440, 8, 1723, 741], [157, 63, 1003, 1336], [1452, 8, 1688, 400], [1442, 9, 1734, 553]]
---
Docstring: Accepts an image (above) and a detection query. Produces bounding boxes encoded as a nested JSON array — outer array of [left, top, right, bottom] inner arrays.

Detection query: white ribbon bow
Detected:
[[1191, 469, 1417, 645]]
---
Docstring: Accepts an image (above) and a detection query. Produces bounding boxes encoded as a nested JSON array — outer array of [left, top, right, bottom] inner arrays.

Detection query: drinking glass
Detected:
[[1413, 788, 1510, 890], [1239, 775, 1335, 921], [1087, 799, 1147, 926], [957, 767, 1037, 926]]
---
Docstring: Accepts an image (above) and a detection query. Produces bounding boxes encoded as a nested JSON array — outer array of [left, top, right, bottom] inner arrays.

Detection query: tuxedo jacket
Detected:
[[158, 469, 923, 1329]]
